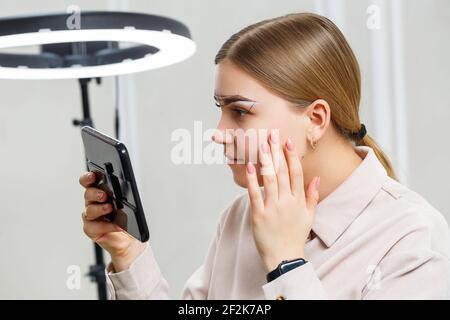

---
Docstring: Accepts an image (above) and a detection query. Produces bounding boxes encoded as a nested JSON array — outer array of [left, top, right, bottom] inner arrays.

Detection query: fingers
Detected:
[[246, 162, 264, 214], [83, 203, 113, 221], [258, 140, 278, 206], [82, 219, 122, 240], [251, 133, 308, 210], [79, 172, 97, 188], [84, 187, 108, 205], [268, 130, 290, 197], [80, 171, 108, 205], [305, 176, 321, 213], [284, 138, 305, 197]]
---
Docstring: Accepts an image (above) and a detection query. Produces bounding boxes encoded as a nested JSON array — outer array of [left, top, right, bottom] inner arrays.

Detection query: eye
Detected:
[[214, 101, 251, 118], [232, 108, 249, 117]]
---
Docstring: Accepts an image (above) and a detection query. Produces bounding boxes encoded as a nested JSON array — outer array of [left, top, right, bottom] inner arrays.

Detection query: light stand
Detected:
[[73, 77, 107, 300], [0, 11, 196, 299]]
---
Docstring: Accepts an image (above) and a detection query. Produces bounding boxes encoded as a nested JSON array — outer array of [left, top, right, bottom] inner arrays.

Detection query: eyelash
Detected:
[[215, 103, 250, 118]]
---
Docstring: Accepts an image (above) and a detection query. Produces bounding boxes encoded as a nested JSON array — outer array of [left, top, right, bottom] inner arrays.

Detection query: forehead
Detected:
[[214, 60, 270, 100], [213, 59, 299, 112]]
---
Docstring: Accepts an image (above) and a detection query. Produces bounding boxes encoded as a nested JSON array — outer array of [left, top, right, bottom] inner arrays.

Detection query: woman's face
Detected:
[[212, 59, 311, 188]]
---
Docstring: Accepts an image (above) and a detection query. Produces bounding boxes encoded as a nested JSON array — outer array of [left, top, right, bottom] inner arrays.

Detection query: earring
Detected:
[[310, 139, 318, 150]]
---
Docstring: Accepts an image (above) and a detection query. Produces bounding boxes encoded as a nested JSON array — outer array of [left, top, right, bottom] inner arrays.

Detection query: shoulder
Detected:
[[372, 177, 450, 258], [380, 177, 448, 233]]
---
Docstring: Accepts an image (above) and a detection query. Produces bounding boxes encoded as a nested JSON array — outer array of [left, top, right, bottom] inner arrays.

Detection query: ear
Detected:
[[305, 99, 331, 142]]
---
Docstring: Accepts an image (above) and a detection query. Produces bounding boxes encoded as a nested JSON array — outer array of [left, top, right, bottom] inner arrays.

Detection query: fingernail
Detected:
[[270, 129, 278, 143], [86, 172, 94, 180], [103, 204, 110, 212], [261, 142, 270, 154], [247, 162, 255, 174], [97, 191, 104, 200], [315, 176, 321, 190], [286, 138, 294, 151]]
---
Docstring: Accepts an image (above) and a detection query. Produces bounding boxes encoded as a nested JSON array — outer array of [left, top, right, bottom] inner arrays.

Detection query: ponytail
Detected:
[[214, 12, 397, 180], [356, 134, 397, 180]]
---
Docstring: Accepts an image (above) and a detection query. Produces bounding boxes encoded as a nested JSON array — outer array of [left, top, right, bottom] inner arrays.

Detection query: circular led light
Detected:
[[0, 12, 196, 79]]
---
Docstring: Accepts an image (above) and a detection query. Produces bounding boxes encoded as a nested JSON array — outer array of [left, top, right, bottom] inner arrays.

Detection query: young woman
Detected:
[[79, 13, 450, 299]]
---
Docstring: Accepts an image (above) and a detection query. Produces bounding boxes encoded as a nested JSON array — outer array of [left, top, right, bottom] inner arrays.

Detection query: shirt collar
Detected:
[[311, 146, 388, 248]]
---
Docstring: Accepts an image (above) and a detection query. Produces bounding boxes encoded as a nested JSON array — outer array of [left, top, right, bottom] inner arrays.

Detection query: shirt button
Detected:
[[276, 295, 286, 300]]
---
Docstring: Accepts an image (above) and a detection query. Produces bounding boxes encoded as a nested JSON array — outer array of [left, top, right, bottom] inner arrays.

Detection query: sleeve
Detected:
[[105, 205, 228, 300], [262, 262, 328, 300], [362, 249, 450, 299], [105, 242, 170, 300]]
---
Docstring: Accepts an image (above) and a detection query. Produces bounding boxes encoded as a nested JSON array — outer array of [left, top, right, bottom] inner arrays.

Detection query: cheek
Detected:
[[234, 134, 261, 164], [278, 123, 308, 154], [246, 144, 259, 164]]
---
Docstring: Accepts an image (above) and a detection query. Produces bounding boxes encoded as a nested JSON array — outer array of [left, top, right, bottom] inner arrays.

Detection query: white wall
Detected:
[[0, 0, 448, 299], [402, 1, 450, 216]]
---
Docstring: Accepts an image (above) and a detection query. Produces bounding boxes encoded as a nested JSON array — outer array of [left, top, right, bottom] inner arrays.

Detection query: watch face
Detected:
[[280, 259, 306, 273]]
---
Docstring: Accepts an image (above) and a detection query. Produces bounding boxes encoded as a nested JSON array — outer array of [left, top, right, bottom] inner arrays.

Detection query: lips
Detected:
[[225, 155, 243, 163], [225, 153, 235, 159]]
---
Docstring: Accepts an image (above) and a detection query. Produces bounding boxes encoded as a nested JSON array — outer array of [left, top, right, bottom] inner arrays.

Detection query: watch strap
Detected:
[[266, 258, 307, 283]]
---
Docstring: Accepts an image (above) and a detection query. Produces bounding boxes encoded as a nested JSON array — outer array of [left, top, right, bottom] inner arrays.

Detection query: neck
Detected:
[[303, 138, 363, 202]]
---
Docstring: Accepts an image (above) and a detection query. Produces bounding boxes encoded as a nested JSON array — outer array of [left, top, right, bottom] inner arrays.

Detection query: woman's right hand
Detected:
[[79, 171, 146, 272]]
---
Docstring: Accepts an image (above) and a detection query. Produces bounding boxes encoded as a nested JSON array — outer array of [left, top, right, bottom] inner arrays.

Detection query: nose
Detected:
[[212, 129, 234, 145], [212, 120, 234, 145]]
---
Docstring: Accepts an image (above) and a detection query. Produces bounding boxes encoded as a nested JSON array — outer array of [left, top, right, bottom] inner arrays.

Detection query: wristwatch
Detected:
[[266, 258, 307, 283]]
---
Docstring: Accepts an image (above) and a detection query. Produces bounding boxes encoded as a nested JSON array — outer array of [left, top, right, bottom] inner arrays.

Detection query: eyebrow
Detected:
[[213, 94, 257, 106]]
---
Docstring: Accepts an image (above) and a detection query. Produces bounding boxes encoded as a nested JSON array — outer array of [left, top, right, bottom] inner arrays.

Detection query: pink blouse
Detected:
[[105, 146, 450, 299]]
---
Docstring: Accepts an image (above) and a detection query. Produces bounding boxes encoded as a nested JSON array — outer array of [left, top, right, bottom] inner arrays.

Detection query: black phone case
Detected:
[[81, 126, 149, 242]]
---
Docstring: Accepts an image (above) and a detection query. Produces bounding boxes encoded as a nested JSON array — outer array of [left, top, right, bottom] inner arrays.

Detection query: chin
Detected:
[[228, 164, 248, 188]]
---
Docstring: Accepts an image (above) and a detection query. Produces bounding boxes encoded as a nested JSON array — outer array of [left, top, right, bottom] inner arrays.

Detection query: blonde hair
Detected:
[[215, 12, 396, 180]]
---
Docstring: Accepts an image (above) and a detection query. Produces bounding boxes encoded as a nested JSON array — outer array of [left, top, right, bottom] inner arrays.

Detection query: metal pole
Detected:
[[73, 77, 107, 300]]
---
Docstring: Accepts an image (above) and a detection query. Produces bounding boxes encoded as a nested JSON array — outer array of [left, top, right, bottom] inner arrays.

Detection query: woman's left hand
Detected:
[[246, 130, 321, 272]]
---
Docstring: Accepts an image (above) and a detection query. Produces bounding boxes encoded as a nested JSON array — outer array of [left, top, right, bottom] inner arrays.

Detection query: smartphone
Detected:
[[81, 126, 149, 242]]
